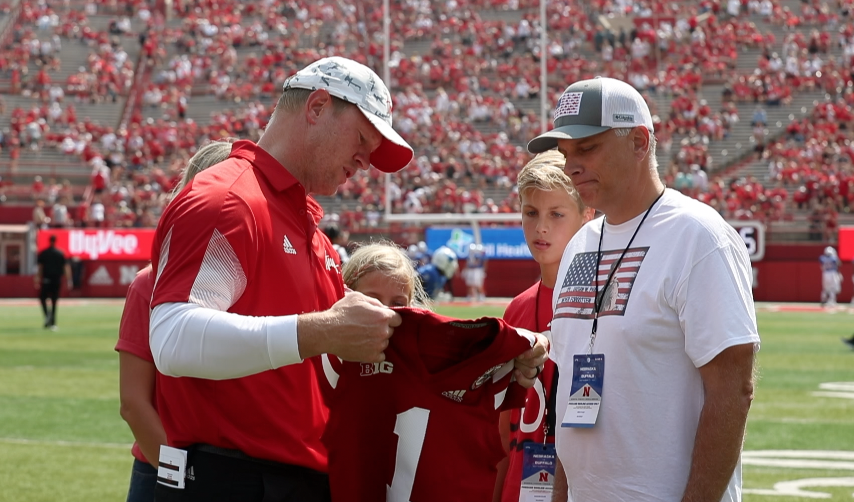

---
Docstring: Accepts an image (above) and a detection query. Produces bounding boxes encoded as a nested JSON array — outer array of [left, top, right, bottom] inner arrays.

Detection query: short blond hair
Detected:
[[516, 150, 586, 213], [173, 140, 234, 197], [342, 241, 431, 308], [276, 88, 352, 114]]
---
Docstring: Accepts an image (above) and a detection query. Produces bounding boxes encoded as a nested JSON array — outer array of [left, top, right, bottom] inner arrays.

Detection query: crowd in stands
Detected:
[[4, 0, 854, 239]]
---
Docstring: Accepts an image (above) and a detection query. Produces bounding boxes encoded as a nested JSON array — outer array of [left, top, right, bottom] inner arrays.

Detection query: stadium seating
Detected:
[[1, 0, 853, 241]]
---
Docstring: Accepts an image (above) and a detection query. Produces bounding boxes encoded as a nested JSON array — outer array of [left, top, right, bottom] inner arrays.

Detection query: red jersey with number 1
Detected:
[[321, 308, 535, 502]]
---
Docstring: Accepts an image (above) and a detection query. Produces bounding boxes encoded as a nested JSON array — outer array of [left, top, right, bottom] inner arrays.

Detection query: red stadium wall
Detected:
[[0, 243, 842, 303], [751, 244, 843, 303], [0, 260, 148, 298], [76, 260, 150, 297], [0, 206, 36, 224], [457, 243, 838, 304]]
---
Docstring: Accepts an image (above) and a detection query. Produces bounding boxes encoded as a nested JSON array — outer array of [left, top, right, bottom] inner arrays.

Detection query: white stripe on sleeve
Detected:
[[189, 229, 247, 311]]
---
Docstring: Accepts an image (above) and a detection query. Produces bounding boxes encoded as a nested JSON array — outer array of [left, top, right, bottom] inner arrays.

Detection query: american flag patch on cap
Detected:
[[554, 92, 584, 119]]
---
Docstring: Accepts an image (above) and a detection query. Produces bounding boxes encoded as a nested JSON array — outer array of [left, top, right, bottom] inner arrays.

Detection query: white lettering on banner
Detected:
[[69, 231, 140, 260], [120, 266, 139, 285], [495, 243, 533, 259]]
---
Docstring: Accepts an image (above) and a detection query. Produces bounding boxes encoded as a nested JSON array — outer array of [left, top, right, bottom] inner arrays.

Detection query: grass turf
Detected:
[[0, 302, 852, 500]]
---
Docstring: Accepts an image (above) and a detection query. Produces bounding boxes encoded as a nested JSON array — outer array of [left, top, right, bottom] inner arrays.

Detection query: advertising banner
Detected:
[[425, 227, 531, 260], [37, 229, 155, 261], [426, 220, 764, 262]]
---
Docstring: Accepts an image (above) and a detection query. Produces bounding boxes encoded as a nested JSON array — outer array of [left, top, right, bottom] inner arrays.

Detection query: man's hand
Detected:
[[298, 291, 402, 362], [513, 330, 549, 388]]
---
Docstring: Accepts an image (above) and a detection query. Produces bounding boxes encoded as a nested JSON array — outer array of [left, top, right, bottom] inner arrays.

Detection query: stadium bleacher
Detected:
[[2, 0, 854, 241]]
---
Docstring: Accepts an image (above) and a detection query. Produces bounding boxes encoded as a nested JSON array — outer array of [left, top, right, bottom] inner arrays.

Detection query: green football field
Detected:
[[0, 300, 853, 501]]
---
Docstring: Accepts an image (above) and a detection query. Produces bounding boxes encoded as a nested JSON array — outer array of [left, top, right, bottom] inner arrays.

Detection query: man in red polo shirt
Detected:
[[149, 56, 550, 502], [148, 57, 415, 502]]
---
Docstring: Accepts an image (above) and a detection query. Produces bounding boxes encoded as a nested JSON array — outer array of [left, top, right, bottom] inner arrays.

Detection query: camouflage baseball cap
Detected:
[[528, 77, 654, 153], [283, 57, 414, 173]]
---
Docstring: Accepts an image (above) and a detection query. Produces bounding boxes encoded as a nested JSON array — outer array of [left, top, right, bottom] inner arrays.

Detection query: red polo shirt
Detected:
[[150, 140, 344, 471]]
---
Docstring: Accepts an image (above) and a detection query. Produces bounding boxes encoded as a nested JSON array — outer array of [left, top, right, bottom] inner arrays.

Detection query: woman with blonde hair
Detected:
[[171, 139, 235, 198]]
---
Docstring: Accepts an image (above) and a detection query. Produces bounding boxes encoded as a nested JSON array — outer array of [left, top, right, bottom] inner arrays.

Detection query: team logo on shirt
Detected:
[[283, 235, 297, 255], [325, 252, 339, 273], [360, 361, 394, 376], [554, 247, 649, 320], [441, 389, 467, 402], [471, 363, 504, 390]]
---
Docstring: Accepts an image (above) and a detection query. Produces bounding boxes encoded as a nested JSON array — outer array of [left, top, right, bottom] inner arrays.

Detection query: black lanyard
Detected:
[[589, 190, 665, 351]]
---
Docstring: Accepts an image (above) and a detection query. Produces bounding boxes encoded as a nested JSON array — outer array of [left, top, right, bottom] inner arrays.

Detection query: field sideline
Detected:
[[0, 301, 852, 501]]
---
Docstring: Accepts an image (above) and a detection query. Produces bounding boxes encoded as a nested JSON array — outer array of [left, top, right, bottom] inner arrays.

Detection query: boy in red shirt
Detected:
[[494, 150, 594, 501]]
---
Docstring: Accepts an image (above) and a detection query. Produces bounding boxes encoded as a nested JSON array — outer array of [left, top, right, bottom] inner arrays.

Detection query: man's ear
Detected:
[[305, 89, 332, 125], [582, 207, 596, 223], [631, 126, 651, 161]]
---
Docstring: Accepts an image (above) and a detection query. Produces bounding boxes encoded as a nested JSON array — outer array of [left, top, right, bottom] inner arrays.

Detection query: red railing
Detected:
[[0, 1, 24, 49], [118, 40, 150, 130]]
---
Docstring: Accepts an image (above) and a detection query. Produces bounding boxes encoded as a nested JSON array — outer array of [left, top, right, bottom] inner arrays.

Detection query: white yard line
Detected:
[[0, 437, 130, 449]]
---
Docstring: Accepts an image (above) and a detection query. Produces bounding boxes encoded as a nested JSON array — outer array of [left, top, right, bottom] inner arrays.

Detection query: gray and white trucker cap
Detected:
[[527, 77, 654, 153]]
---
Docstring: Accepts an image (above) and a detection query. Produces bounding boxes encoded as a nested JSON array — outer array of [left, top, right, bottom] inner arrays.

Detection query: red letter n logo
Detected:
[[539, 472, 549, 482], [582, 385, 590, 397]]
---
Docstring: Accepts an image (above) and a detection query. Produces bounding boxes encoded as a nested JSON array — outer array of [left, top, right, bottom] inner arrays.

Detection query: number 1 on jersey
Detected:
[[386, 407, 430, 502]]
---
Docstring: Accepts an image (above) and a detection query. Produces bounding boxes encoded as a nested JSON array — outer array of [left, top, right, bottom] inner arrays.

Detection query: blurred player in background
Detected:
[[820, 246, 841, 307], [494, 150, 594, 502], [463, 242, 488, 303], [418, 245, 458, 301]]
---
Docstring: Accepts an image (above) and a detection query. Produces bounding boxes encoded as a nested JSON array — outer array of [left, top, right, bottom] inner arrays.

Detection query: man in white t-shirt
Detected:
[[527, 77, 760, 502]]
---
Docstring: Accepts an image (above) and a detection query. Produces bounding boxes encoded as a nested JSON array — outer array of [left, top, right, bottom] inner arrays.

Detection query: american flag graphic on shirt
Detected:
[[554, 247, 649, 320]]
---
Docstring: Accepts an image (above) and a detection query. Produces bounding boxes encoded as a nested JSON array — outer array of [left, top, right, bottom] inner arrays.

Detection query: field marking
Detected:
[[812, 382, 854, 401], [0, 437, 130, 449], [745, 451, 854, 460], [818, 383, 854, 392], [812, 391, 854, 400], [743, 458, 854, 470], [0, 298, 125, 306], [743, 451, 854, 498], [744, 477, 854, 498]]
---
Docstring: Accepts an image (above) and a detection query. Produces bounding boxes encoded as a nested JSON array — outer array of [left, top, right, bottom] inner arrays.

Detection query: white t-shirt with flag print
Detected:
[[550, 188, 759, 502]]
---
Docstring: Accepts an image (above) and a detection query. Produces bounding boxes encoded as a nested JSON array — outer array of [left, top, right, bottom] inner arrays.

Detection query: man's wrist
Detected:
[[295, 311, 332, 360]]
